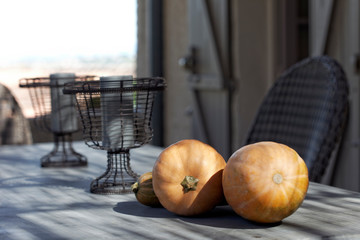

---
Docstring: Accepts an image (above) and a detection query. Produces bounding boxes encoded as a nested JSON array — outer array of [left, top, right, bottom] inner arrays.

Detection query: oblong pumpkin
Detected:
[[131, 172, 162, 207], [152, 139, 226, 216], [223, 141, 309, 223]]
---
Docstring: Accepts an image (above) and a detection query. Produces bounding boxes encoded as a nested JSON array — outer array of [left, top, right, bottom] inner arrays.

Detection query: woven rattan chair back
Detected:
[[246, 56, 349, 182]]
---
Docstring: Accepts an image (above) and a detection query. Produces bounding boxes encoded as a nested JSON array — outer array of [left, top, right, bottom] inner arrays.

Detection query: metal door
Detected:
[[180, 0, 232, 158]]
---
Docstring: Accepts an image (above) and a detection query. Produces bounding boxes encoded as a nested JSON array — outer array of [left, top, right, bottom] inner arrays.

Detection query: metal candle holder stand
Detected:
[[63, 77, 166, 194], [19, 74, 98, 167]]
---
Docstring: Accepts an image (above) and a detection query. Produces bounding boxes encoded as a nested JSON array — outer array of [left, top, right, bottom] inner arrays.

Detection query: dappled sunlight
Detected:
[[1, 142, 360, 239]]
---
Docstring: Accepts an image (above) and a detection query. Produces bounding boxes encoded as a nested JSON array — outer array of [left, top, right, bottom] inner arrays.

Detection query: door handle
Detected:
[[179, 47, 196, 74]]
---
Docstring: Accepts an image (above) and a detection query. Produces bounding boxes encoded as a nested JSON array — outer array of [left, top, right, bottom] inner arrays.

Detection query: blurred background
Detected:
[[0, 0, 359, 192], [0, 0, 136, 118]]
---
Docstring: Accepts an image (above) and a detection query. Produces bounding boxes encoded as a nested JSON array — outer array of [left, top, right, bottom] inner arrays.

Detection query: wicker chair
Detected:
[[246, 56, 349, 182]]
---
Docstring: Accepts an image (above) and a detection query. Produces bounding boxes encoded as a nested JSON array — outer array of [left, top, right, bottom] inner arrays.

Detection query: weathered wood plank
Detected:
[[1, 142, 360, 239]]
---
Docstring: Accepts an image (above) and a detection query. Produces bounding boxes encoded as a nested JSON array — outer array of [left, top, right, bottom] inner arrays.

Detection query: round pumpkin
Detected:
[[131, 172, 162, 207], [152, 139, 226, 216], [222, 141, 309, 223]]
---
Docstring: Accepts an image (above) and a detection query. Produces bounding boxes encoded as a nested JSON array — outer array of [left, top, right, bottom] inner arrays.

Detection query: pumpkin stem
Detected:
[[181, 176, 199, 193], [131, 182, 139, 193], [273, 173, 283, 184]]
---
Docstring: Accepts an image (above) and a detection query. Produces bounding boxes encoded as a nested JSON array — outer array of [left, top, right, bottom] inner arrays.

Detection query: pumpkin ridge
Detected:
[[284, 174, 308, 180], [278, 184, 290, 205], [284, 180, 307, 197], [259, 188, 278, 221], [235, 184, 271, 209]]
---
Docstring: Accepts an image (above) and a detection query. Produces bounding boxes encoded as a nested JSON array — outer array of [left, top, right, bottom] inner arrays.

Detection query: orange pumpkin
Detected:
[[222, 141, 309, 223], [152, 139, 226, 216], [131, 172, 162, 207]]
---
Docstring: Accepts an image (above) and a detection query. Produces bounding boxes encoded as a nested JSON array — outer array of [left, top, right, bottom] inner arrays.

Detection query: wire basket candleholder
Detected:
[[63, 76, 166, 194], [19, 73, 98, 167]]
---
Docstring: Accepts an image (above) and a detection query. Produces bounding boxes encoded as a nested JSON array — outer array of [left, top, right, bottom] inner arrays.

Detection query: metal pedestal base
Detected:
[[41, 133, 87, 167], [90, 150, 138, 194]]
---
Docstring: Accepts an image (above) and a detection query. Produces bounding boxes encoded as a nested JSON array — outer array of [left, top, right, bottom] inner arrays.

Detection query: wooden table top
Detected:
[[1, 141, 360, 239]]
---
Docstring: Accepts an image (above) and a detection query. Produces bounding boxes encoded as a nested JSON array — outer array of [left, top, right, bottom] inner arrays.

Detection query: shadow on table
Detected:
[[114, 201, 280, 229], [0, 143, 108, 192]]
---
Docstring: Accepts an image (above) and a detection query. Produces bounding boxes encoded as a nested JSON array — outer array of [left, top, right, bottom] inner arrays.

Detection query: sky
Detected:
[[0, 0, 137, 64]]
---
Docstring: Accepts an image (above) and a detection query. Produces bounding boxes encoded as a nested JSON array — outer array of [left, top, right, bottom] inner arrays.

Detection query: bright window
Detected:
[[0, 0, 137, 117]]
